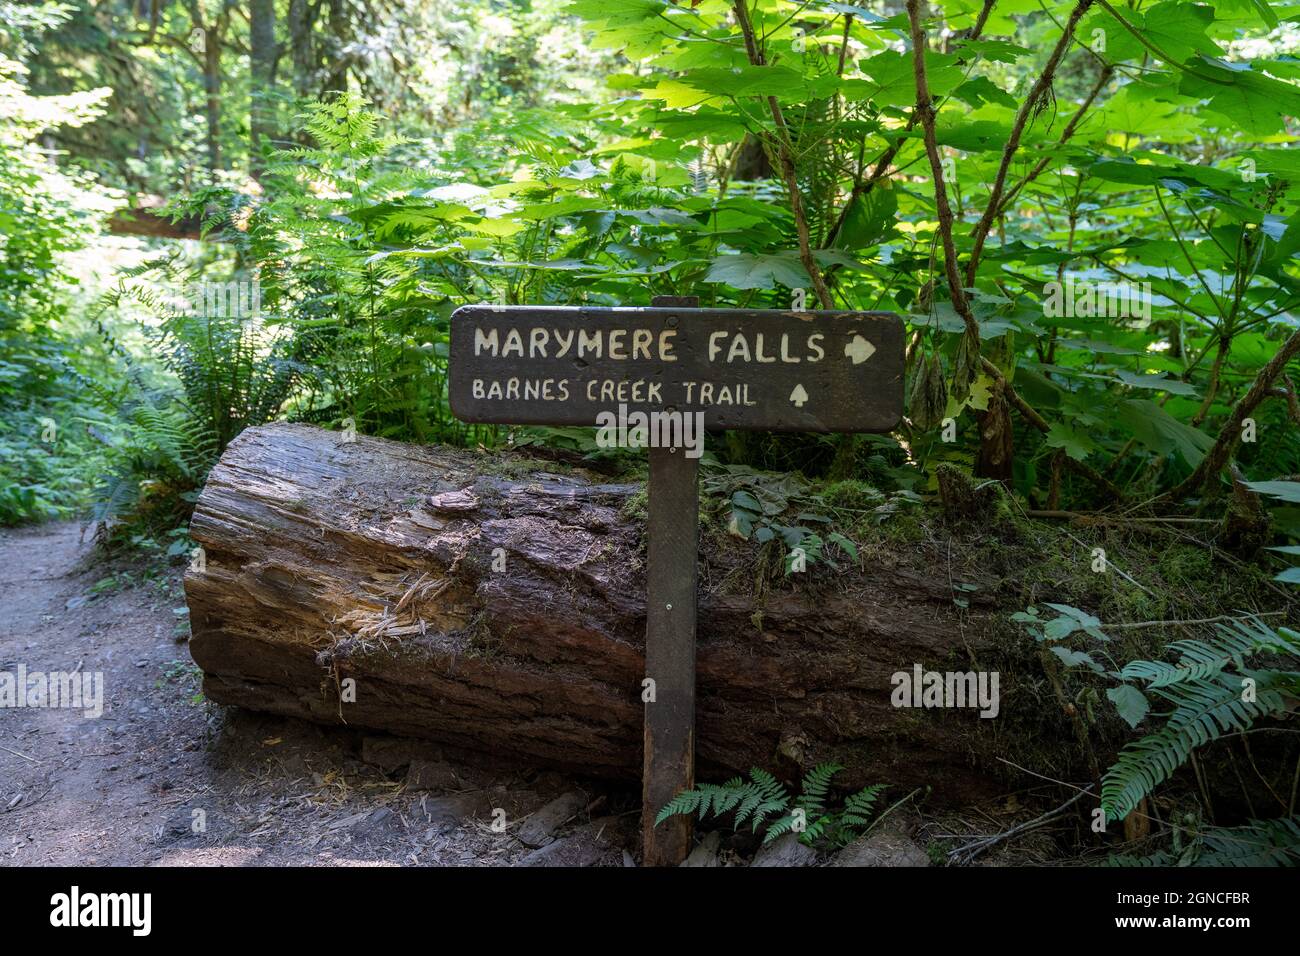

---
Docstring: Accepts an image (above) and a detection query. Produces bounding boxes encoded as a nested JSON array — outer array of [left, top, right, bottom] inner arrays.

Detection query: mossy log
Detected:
[[186, 423, 1040, 803]]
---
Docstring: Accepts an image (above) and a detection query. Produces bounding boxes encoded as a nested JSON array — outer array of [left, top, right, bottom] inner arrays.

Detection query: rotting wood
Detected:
[[186, 423, 1033, 803]]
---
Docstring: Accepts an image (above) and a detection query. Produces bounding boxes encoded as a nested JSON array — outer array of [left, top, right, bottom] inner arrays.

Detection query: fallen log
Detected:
[[185, 423, 1035, 803], [109, 196, 208, 241]]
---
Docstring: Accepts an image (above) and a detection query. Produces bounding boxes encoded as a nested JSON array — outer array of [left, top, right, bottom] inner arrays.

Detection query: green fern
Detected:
[[1101, 619, 1300, 823], [841, 784, 886, 828], [1118, 617, 1299, 688], [1199, 817, 1300, 866], [655, 779, 742, 823], [795, 762, 842, 817], [1103, 850, 1177, 867], [89, 218, 312, 533], [1101, 616, 1300, 824], [90, 402, 213, 525], [1103, 672, 1296, 822], [656, 763, 886, 849], [1106, 817, 1300, 867]]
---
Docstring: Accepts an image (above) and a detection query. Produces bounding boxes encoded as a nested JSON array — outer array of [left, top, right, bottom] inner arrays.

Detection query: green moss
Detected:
[[1006, 520, 1278, 633], [620, 485, 648, 522], [818, 479, 884, 510], [460, 612, 505, 660], [476, 454, 550, 479]]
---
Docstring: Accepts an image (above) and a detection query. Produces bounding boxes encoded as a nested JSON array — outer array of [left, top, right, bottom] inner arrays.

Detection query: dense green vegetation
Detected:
[[3, 0, 1299, 864]]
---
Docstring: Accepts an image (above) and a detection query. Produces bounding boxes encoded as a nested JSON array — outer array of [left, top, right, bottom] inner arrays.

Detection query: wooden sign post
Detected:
[[641, 294, 702, 868], [449, 298, 904, 866]]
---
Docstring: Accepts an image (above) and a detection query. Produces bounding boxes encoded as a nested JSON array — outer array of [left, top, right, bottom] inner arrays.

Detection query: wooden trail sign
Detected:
[[449, 298, 904, 866], [449, 304, 904, 433]]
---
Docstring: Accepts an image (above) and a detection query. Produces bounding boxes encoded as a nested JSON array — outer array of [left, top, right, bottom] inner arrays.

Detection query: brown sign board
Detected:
[[449, 306, 905, 433]]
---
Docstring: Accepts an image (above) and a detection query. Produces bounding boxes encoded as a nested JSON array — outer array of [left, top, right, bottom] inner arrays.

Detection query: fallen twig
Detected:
[[948, 784, 1094, 865], [1026, 509, 1215, 523]]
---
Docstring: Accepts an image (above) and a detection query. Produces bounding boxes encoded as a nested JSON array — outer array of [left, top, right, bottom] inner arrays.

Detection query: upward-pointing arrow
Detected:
[[789, 384, 809, 408]]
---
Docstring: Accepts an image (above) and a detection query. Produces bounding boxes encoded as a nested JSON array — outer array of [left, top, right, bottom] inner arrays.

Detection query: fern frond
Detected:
[[1101, 850, 1176, 867], [803, 814, 834, 845], [1105, 817, 1300, 867], [1198, 816, 1300, 867], [732, 785, 767, 827], [762, 813, 799, 844], [840, 784, 886, 827], [749, 767, 784, 797], [655, 775, 761, 827], [751, 795, 791, 832], [654, 788, 709, 826], [653, 764, 888, 849], [796, 762, 843, 816], [1120, 618, 1300, 688], [746, 768, 790, 830], [90, 471, 142, 523], [1102, 672, 1294, 822]]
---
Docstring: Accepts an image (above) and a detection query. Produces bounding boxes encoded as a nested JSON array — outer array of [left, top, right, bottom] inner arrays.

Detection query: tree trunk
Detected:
[[322, 0, 351, 95], [249, 0, 277, 180], [287, 0, 318, 100], [185, 423, 1027, 803], [201, 31, 222, 170], [730, 134, 773, 181]]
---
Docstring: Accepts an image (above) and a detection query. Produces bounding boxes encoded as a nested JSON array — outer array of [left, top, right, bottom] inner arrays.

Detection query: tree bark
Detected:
[[109, 201, 207, 240], [322, 0, 352, 94], [186, 423, 1029, 803], [287, 0, 319, 100], [203, 40, 222, 170], [249, 0, 277, 180], [730, 135, 773, 182], [185, 0, 225, 172]]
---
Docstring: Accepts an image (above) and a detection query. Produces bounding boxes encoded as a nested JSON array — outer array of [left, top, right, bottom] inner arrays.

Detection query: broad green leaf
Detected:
[[827, 532, 858, 561], [1107, 685, 1151, 729], [1138, 2, 1220, 63], [1247, 0, 1279, 29], [951, 38, 1032, 63], [705, 253, 808, 290], [1052, 646, 1105, 673], [952, 76, 1017, 110], [835, 185, 897, 249], [729, 508, 755, 539], [1045, 422, 1099, 461], [517, 197, 605, 220], [1114, 370, 1199, 396], [1179, 57, 1300, 136], [1044, 617, 1080, 642], [1116, 399, 1213, 466], [859, 50, 965, 108], [1244, 481, 1300, 503], [932, 119, 1015, 153]]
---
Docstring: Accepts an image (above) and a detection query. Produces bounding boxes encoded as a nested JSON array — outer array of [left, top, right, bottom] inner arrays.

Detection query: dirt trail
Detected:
[[0, 522, 628, 866]]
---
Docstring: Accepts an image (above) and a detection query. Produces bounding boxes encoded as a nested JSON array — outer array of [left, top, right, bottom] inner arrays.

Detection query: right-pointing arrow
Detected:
[[844, 334, 875, 365]]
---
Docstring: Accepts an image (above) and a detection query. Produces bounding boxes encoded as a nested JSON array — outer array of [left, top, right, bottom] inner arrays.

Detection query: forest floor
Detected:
[[0, 521, 648, 867]]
